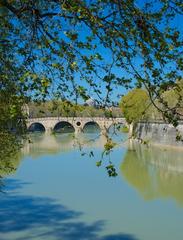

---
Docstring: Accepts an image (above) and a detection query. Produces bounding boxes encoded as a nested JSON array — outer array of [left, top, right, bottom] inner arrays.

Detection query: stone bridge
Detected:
[[27, 117, 127, 134]]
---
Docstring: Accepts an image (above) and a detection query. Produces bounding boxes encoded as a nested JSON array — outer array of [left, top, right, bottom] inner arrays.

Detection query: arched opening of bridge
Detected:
[[83, 121, 101, 133], [53, 121, 75, 133], [108, 123, 128, 141], [28, 123, 45, 133], [108, 123, 124, 135]]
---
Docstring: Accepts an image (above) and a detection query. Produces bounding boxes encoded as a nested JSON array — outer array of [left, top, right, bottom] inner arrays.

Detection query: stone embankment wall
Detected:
[[134, 121, 183, 147]]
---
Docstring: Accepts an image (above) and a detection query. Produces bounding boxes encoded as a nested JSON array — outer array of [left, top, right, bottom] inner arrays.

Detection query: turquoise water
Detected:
[[1, 131, 183, 240]]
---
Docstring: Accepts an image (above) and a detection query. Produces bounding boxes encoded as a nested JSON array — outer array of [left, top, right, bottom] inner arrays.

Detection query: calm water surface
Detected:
[[1, 129, 183, 240]]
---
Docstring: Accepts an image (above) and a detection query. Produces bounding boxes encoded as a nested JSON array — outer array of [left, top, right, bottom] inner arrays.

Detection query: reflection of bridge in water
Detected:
[[27, 117, 127, 133], [22, 133, 107, 157], [22, 131, 128, 157]]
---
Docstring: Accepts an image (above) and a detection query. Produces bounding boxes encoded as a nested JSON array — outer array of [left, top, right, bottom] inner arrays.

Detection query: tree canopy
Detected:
[[120, 88, 149, 124], [120, 79, 183, 126], [1, 1, 182, 107]]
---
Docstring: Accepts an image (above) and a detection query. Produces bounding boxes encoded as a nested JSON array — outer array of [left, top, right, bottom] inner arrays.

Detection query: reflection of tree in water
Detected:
[[0, 133, 22, 178], [0, 133, 23, 191], [0, 152, 21, 178], [0, 179, 138, 240], [121, 142, 183, 205]]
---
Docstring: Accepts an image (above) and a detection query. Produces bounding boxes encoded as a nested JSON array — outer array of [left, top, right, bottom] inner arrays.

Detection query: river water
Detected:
[[1, 128, 183, 240]]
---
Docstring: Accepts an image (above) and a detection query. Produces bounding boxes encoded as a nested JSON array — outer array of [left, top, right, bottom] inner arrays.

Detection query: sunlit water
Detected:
[[1, 128, 183, 240]]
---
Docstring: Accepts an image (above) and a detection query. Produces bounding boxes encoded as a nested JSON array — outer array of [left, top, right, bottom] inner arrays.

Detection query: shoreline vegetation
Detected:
[[28, 101, 123, 118], [120, 83, 183, 125]]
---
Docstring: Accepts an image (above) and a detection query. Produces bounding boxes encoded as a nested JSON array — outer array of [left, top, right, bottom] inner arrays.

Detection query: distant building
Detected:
[[84, 98, 97, 107]]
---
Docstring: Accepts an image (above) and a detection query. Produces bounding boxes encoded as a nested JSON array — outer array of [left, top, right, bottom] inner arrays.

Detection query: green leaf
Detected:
[[96, 161, 102, 167]]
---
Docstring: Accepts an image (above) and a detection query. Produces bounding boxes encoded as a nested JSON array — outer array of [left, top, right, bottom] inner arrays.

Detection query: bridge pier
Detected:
[[74, 127, 83, 134], [100, 127, 107, 136], [45, 127, 53, 134]]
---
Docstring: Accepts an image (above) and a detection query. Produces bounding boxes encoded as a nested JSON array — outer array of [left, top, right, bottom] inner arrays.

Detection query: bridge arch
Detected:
[[83, 121, 101, 133], [108, 122, 125, 133], [53, 121, 75, 133], [28, 122, 46, 132]]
